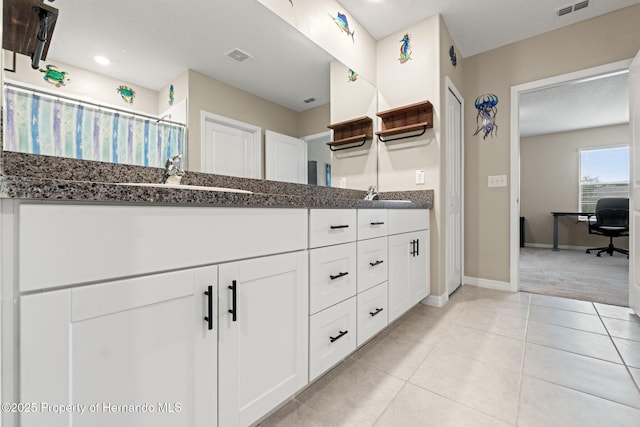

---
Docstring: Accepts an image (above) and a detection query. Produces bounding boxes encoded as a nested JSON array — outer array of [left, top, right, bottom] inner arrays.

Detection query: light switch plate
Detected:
[[488, 174, 507, 187], [416, 170, 425, 185], [339, 177, 347, 188]]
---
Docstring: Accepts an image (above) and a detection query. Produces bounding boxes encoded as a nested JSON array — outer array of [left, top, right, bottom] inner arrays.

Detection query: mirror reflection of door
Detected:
[[303, 131, 332, 187], [201, 112, 261, 179], [265, 131, 308, 184]]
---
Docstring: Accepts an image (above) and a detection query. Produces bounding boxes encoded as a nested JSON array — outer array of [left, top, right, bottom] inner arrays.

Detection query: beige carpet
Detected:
[[519, 247, 629, 307]]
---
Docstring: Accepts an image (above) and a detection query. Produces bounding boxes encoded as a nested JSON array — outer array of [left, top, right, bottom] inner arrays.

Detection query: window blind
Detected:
[[579, 145, 629, 213]]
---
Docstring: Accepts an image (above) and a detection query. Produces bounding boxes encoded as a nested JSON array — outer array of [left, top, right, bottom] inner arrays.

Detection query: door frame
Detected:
[[509, 59, 633, 292], [445, 76, 464, 296], [200, 111, 262, 178]]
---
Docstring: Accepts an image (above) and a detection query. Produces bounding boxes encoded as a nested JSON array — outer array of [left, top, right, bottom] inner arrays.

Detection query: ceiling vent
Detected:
[[574, 0, 589, 11], [225, 48, 253, 63], [303, 97, 316, 104], [556, 0, 589, 16]]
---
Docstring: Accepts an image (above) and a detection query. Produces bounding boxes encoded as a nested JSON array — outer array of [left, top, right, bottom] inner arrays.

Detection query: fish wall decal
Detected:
[[330, 12, 355, 43], [399, 34, 412, 63]]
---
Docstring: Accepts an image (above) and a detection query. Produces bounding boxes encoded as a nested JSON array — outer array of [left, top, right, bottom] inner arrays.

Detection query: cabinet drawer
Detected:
[[388, 209, 429, 235], [357, 209, 388, 240], [357, 237, 388, 293], [309, 297, 357, 381], [357, 282, 389, 346], [309, 243, 357, 314], [309, 209, 357, 248]]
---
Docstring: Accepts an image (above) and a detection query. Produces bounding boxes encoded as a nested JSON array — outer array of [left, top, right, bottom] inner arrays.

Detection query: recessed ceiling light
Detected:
[[94, 55, 111, 65]]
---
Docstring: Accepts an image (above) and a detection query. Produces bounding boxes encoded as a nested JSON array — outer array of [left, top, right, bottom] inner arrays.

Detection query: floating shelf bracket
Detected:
[[375, 101, 433, 143], [326, 116, 373, 152]]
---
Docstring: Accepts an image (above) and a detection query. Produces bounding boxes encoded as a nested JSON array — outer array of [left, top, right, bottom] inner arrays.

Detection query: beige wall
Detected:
[[330, 60, 378, 190], [521, 124, 629, 249], [463, 4, 640, 283], [298, 103, 330, 138], [5, 53, 160, 115], [186, 69, 300, 173]]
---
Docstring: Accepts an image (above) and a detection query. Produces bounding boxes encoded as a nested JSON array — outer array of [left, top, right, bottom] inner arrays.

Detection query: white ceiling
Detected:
[[42, 0, 638, 127]]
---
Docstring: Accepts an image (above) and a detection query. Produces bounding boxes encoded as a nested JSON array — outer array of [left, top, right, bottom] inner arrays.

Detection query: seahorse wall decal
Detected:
[[399, 33, 412, 63]]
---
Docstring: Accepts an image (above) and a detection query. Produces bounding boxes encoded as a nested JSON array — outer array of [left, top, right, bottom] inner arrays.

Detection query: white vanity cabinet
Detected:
[[388, 210, 430, 322], [218, 252, 308, 427], [19, 266, 218, 427]]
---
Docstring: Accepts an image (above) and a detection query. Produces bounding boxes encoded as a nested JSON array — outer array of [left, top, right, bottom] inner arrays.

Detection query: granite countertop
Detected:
[[0, 152, 434, 209]]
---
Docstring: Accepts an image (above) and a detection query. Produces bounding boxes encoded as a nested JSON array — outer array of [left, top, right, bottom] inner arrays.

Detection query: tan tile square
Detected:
[[613, 337, 640, 368], [523, 343, 640, 409], [257, 400, 337, 427], [297, 359, 404, 427], [374, 383, 511, 427], [410, 347, 521, 423], [518, 376, 640, 427], [530, 293, 596, 314], [526, 320, 621, 363], [437, 324, 525, 372], [454, 305, 528, 340], [529, 305, 606, 334], [352, 331, 435, 380], [602, 316, 640, 342], [594, 302, 637, 321]]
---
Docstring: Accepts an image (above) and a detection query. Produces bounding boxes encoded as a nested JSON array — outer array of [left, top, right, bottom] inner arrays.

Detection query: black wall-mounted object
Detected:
[[3, 0, 59, 70]]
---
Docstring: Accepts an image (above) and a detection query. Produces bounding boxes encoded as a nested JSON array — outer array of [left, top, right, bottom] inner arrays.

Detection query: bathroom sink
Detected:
[[119, 182, 253, 194]]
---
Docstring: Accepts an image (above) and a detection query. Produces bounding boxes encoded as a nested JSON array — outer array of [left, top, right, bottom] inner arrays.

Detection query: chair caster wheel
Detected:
[[597, 253, 601, 257]]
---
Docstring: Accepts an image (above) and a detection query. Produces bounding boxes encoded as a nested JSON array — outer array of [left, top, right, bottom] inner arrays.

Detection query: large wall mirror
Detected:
[[2, 0, 377, 190]]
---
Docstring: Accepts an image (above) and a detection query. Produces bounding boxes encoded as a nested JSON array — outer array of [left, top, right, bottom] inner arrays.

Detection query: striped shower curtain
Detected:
[[4, 86, 185, 168]]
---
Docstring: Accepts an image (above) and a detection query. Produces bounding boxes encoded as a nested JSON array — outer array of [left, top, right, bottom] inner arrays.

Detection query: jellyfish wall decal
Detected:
[[473, 94, 499, 140]]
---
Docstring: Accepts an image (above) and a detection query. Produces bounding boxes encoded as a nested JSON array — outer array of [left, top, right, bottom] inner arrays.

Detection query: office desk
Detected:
[[550, 212, 589, 251]]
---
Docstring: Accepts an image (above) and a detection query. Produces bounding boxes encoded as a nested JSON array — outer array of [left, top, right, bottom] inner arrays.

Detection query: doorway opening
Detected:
[[510, 60, 632, 306]]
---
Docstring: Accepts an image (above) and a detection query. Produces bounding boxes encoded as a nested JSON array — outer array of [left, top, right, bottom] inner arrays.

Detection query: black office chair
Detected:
[[586, 197, 629, 258]]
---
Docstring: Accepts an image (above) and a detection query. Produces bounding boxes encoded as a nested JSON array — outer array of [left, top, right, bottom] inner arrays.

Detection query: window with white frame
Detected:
[[579, 145, 629, 214]]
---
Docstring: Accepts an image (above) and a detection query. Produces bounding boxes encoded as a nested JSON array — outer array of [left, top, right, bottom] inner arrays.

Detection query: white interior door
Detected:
[[446, 84, 463, 296], [630, 50, 640, 315], [201, 112, 261, 178], [265, 130, 307, 184]]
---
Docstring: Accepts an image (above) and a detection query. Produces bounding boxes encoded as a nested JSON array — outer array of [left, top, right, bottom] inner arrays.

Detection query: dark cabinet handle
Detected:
[[330, 272, 349, 280], [410, 240, 417, 256], [330, 330, 348, 343], [330, 225, 349, 229], [228, 280, 237, 322], [204, 285, 213, 330], [369, 308, 384, 317], [370, 221, 385, 226], [416, 239, 420, 256], [369, 260, 384, 267]]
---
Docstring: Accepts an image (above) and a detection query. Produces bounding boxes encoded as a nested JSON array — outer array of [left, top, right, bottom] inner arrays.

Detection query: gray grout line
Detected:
[[513, 295, 532, 427], [593, 302, 640, 395]]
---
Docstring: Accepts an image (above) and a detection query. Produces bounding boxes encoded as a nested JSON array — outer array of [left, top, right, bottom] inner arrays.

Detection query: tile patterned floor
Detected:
[[256, 286, 640, 426]]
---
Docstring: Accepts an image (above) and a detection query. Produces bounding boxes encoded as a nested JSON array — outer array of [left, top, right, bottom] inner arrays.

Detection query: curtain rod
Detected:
[[4, 82, 186, 127]]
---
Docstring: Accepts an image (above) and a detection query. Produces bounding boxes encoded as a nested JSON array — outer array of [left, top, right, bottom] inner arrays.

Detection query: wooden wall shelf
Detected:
[[376, 101, 433, 142], [326, 116, 373, 151]]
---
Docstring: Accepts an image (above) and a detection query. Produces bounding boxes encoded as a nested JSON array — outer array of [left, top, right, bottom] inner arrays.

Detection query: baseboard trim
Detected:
[[422, 292, 448, 307], [524, 243, 590, 251], [463, 276, 512, 292]]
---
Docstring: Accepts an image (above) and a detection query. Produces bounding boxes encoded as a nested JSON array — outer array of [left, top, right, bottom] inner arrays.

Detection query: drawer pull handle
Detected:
[[410, 240, 417, 256], [369, 308, 384, 317], [330, 330, 349, 343], [204, 285, 213, 330], [370, 221, 385, 226], [369, 260, 384, 267], [330, 272, 349, 280], [416, 239, 420, 256], [228, 280, 237, 322], [330, 225, 349, 229]]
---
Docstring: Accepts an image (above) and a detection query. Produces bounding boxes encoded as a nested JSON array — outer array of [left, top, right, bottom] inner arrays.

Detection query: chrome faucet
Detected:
[[364, 185, 379, 201], [161, 154, 185, 185]]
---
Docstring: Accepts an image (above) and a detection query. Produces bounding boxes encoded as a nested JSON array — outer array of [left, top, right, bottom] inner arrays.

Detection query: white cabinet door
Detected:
[[19, 266, 217, 427], [218, 252, 308, 427], [388, 230, 430, 322]]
